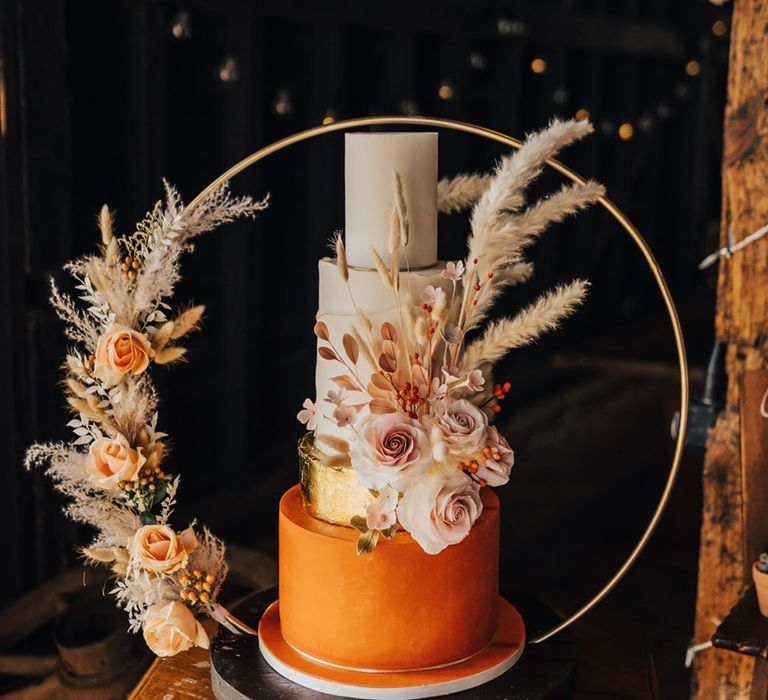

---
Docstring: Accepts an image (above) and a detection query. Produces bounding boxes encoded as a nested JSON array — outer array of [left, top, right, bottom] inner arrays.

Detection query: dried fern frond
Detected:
[[153, 346, 187, 365], [479, 180, 604, 276], [170, 305, 205, 339], [467, 119, 593, 272], [460, 280, 589, 370], [437, 173, 493, 214], [98, 205, 114, 245]]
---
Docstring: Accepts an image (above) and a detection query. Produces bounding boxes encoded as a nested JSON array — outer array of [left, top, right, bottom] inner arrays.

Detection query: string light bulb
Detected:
[[530, 57, 547, 74], [575, 108, 590, 121], [711, 20, 727, 37], [685, 60, 701, 77], [322, 113, 335, 125], [438, 81, 455, 100], [618, 123, 634, 141]]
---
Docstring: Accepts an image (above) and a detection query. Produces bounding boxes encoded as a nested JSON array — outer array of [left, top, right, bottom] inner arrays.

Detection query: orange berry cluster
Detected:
[[458, 459, 487, 487], [108, 254, 141, 281], [179, 569, 217, 606], [490, 381, 511, 414], [397, 381, 426, 416], [119, 465, 168, 494]]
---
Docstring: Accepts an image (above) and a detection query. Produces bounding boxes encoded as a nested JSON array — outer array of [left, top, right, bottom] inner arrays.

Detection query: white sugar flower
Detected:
[[466, 369, 485, 392], [440, 260, 465, 283], [441, 323, 462, 345], [428, 377, 448, 402], [421, 285, 444, 306], [365, 485, 399, 531], [325, 388, 349, 405], [333, 404, 357, 428], [442, 365, 465, 385], [296, 398, 318, 431]]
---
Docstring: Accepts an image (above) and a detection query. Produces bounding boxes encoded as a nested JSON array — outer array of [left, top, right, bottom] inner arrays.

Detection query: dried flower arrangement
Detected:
[[298, 119, 604, 556], [25, 181, 269, 656]]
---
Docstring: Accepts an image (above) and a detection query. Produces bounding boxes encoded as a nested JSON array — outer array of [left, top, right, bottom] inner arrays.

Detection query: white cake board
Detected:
[[257, 597, 525, 700]]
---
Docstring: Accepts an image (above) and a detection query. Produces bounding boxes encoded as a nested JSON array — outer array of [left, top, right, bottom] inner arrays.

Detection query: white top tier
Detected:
[[344, 132, 438, 270]]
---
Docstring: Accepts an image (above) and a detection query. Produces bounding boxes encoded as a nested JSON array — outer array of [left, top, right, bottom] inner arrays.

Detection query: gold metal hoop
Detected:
[[190, 116, 689, 645]]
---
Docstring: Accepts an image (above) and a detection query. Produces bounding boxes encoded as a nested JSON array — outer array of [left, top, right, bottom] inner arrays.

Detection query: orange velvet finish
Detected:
[[278, 484, 500, 671]]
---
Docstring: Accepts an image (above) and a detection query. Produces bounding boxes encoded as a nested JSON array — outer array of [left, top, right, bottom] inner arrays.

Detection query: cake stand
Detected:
[[210, 588, 575, 700]]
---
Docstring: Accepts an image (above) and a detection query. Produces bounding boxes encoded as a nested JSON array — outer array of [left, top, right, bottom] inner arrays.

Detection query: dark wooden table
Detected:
[[210, 587, 575, 699]]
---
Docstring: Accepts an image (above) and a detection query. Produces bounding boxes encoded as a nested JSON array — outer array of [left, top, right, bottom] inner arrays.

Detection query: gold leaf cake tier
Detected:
[[298, 433, 374, 526]]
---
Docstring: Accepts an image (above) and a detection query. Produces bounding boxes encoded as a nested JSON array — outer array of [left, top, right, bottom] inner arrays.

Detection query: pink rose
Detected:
[[365, 485, 399, 531], [397, 473, 483, 554], [431, 398, 488, 455], [142, 601, 209, 657], [350, 413, 431, 490], [477, 426, 514, 487], [93, 326, 152, 386], [85, 435, 145, 488]]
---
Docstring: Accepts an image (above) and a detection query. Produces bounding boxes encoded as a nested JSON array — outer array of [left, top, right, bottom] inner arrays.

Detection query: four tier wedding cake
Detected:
[[259, 123, 602, 698]]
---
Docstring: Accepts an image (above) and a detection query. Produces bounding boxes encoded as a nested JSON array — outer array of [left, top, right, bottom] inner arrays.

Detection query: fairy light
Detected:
[[685, 60, 701, 77], [618, 123, 634, 141], [712, 19, 727, 37], [322, 112, 336, 125], [575, 107, 590, 121], [438, 81, 455, 100], [530, 57, 547, 74]]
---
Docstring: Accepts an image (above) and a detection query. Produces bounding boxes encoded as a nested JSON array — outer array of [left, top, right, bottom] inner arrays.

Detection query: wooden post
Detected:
[[692, 0, 768, 696]]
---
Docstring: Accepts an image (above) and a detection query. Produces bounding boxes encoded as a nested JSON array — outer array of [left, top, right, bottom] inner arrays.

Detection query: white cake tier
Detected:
[[315, 258, 452, 443], [345, 132, 438, 270]]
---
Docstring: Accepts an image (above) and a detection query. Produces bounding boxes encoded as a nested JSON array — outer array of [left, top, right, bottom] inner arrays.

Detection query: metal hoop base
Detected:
[[190, 116, 689, 644]]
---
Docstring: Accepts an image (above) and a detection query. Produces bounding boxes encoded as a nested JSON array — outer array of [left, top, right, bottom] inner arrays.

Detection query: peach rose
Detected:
[[397, 473, 483, 554], [142, 601, 209, 657], [131, 525, 198, 575], [430, 398, 487, 455], [93, 326, 152, 386], [350, 413, 432, 490], [85, 434, 145, 488]]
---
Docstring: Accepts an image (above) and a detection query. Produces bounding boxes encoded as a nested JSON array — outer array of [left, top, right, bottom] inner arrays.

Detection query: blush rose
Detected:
[[85, 434, 145, 489], [431, 398, 488, 455], [350, 413, 432, 490], [476, 426, 515, 487], [142, 601, 209, 657], [93, 326, 152, 386], [397, 473, 483, 555]]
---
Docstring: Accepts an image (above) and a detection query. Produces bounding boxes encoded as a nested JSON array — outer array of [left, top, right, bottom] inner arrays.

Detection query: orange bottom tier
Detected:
[[278, 484, 500, 671]]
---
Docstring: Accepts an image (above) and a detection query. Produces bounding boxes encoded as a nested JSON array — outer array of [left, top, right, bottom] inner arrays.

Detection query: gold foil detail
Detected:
[[298, 434, 374, 526]]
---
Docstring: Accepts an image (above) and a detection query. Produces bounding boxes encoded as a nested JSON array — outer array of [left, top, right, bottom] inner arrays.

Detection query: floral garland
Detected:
[[25, 181, 269, 657], [298, 119, 603, 556]]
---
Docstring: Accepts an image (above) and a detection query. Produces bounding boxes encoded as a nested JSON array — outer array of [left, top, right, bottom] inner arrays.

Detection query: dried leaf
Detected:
[[318, 346, 339, 361], [369, 398, 397, 414], [381, 322, 398, 343], [378, 353, 397, 373], [154, 346, 187, 365], [383, 339, 400, 360], [342, 334, 359, 364], [314, 321, 330, 341], [331, 375, 359, 391], [380, 525, 398, 540], [370, 373, 391, 392], [356, 529, 380, 556]]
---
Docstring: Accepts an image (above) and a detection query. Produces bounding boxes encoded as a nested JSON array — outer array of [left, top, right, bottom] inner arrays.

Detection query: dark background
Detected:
[[0, 0, 731, 695]]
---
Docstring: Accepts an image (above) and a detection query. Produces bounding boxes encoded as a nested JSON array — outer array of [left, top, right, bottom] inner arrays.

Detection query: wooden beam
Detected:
[[692, 0, 768, 696]]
